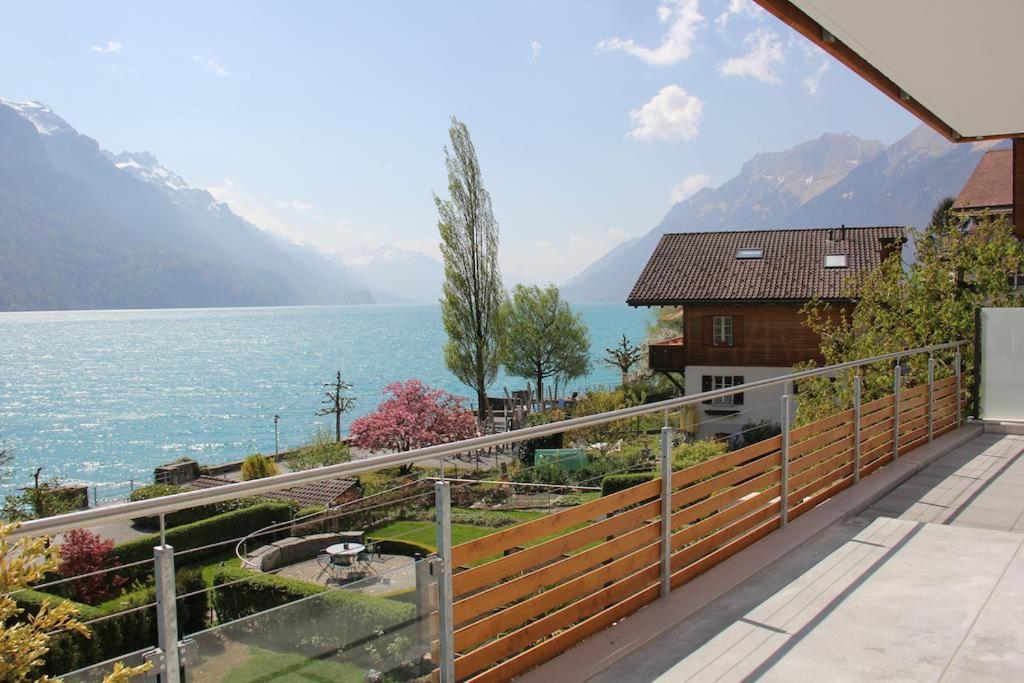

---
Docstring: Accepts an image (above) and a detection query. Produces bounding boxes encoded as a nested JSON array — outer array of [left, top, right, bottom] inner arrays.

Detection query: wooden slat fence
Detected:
[[440, 371, 965, 681]]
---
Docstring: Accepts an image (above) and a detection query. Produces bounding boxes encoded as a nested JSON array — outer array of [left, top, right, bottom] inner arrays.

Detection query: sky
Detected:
[[0, 0, 920, 283]]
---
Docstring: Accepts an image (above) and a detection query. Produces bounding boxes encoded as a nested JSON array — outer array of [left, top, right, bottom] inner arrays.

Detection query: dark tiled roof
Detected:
[[185, 474, 360, 508], [627, 226, 905, 305], [953, 149, 1012, 210]]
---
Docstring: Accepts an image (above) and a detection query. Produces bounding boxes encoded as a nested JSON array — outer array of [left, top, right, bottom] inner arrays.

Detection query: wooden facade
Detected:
[[648, 303, 849, 372]]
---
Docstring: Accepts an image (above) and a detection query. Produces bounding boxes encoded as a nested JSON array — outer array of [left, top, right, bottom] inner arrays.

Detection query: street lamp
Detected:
[[273, 414, 280, 456]]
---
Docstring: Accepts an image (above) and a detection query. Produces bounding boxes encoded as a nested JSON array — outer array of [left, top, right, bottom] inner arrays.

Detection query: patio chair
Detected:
[[315, 553, 339, 582], [356, 550, 374, 575]]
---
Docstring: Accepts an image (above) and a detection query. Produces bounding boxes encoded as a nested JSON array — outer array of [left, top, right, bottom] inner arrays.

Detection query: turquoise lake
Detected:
[[0, 303, 650, 490]]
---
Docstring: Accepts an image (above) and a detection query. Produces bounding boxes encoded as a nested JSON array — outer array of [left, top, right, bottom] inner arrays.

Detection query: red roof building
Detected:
[[953, 148, 1013, 217]]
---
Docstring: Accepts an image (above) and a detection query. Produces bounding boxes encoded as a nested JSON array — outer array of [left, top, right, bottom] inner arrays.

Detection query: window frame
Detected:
[[712, 315, 734, 347], [710, 375, 737, 406], [735, 248, 764, 259], [824, 253, 848, 268]]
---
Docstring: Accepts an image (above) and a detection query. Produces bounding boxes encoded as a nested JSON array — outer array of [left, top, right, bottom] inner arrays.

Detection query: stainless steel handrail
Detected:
[[10, 340, 967, 538]]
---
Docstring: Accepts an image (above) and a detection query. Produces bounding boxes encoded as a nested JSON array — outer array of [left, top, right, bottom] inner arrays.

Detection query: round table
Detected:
[[326, 542, 365, 557]]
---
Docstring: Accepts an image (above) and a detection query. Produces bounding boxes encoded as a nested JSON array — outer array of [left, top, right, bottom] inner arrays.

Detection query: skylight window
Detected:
[[824, 254, 848, 268], [736, 248, 763, 259]]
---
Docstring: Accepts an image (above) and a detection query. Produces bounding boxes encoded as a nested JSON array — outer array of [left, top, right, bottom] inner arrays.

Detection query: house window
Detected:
[[702, 375, 745, 406], [713, 316, 733, 346], [824, 254, 848, 268], [736, 248, 763, 259]]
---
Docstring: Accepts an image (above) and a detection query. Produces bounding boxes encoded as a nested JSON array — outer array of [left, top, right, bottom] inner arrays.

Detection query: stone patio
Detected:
[[276, 552, 417, 595]]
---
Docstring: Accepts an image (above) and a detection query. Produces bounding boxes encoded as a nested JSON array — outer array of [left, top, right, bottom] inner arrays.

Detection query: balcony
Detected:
[[14, 320, 1024, 683], [649, 335, 686, 372]]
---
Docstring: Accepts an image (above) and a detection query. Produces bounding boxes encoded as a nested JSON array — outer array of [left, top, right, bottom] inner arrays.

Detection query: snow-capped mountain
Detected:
[[0, 97, 373, 311]]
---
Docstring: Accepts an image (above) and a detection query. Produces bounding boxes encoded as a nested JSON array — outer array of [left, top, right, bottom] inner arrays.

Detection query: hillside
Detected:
[[562, 126, 990, 302], [0, 99, 373, 311]]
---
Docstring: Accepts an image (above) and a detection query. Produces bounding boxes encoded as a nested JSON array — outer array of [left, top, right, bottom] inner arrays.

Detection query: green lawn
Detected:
[[220, 648, 365, 683], [368, 508, 546, 552]]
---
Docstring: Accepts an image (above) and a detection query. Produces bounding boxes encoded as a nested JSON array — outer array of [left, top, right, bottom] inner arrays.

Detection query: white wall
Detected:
[[684, 365, 791, 440], [980, 308, 1024, 421]]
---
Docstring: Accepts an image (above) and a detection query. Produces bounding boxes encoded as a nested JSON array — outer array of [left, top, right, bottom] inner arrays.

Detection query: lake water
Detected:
[[0, 303, 650, 490]]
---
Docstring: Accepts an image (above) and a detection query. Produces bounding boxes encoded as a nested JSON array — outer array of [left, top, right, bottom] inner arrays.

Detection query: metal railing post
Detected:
[[893, 362, 902, 460], [927, 354, 935, 442], [780, 383, 791, 527], [660, 421, 672, 598], [853, 374, 862, 484], [955, 349, 963, 427], [153, 513, 180, 682], [434, 480, 455, 683]]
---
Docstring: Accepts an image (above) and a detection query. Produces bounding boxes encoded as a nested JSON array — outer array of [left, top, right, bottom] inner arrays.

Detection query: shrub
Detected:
[[212, 567, 417, 665], [242, 454, 279, 480], [738, 420, 782, 447], [673, 439, 728, 469], [601, 472, 655, 496], [570, 391, 636, 452], [58, 529, 127, 604], [288, 425, 353, 471], [403, 509, 524, 528], [513, 410, 566, 467], [113, 502, 295, 571]]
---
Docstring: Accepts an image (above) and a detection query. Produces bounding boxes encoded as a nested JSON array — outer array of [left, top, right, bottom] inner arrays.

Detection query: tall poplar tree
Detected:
[[435, 117, 505, 425]]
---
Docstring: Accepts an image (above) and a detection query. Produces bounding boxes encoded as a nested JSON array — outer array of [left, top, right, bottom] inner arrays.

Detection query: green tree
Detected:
[[435, 117, 505, 426], [570, 389, 634, 453], [796, 209, 1023, 424], [501, 284, 591, 404]]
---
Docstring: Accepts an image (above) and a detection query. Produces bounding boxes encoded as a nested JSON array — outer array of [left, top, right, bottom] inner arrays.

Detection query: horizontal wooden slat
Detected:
[[898, 392, 929, 413], [454, 539, 660, 652], [453, 498, 660, 596], [934, 375, 957, 390], [788, 408, 855, 443], [862, 405, 895, 430], [790, 435, 854, 478], [671, 514, 780, 589], [860, 393, 895, 415], [860, 444, 892, 476], [670, 469, 779, 533], [671, 452, 780, 512], [671, 435, 781, 489], [789, 445, 854, 491], [899, 411, 929, 435], [465, 582, 661, 683], [790, 420, 853, 459], [452, 477, 660, 566], [456, 562, 660, 680], [900, 383, 930, 401], [790, 473, 854, 519], [453, 517, 660, 625], [861, 417, 893, 443], [791, 458, 854, 500], [671, 484, 780, 553], [671, 499, 781, 572]]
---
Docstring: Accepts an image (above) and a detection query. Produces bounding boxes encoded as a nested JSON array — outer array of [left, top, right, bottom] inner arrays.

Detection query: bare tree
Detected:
[[317, 371, 355, 442], [603, 335, 642, 384]]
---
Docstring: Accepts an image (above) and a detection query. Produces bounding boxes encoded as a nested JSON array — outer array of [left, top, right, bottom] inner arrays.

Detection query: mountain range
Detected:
[[0, 97, 995, 311], [562, 126, 994, 302], [0, 98, 443, 311]]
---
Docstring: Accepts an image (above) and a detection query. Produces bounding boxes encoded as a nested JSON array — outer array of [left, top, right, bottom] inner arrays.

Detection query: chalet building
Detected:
[[627, 226, 904, 440], [953, 148, 1014, 226]]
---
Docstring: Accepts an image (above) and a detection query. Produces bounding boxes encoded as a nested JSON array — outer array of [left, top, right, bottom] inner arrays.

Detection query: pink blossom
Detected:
[[350, 380, 478, 453]]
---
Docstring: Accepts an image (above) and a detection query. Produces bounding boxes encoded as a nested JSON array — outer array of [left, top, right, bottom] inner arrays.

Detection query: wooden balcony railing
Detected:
[[446, 373, 963, 682], [649, 336, 686, 372]]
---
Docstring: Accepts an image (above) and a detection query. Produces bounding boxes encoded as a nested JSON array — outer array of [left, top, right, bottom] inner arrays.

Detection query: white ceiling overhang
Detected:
[[761, 0, 1024, 140]]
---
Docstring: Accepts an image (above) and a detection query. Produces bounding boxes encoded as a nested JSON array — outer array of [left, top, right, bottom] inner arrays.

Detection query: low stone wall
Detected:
[[247, 531, 366, 572]]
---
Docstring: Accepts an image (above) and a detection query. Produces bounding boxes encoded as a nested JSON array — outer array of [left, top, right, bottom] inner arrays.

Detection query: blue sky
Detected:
[[0, 0, 919, 282]]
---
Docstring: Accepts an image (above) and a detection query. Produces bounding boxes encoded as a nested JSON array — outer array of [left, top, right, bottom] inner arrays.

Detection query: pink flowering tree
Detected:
[[350, 380, 478, 473]]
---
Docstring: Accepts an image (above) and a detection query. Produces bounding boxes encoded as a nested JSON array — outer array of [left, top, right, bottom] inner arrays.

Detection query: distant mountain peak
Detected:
[[106, 150, 189, 192], [0, 97, 74, 136]]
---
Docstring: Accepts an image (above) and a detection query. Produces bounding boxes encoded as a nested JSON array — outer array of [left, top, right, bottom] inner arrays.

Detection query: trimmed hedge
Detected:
[[211, 567, 417, 665], [601, 472, 655, 496], [16, 568, 208, 677], [367, 538, 434, 557], [113, 501, 295, 571], [128, 484, 264, 530]]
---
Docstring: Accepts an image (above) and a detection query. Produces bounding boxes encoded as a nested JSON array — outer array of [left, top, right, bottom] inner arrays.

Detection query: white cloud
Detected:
[[802, 61, 829, 95], [670, 173, 712, 203], [598, 0, 704, 66], [715, 0, 763, 28], [192, 55, 229, 78], [276, 199, 315, 212], [531, 40, 543, 62], [718, 28, 784, 83], [90, 41, 122, 54], [628, 85, 704, 142]]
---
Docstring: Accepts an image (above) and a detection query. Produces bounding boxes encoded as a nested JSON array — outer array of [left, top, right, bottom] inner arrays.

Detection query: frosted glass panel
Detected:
[[980, 308, 1024, 421]]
